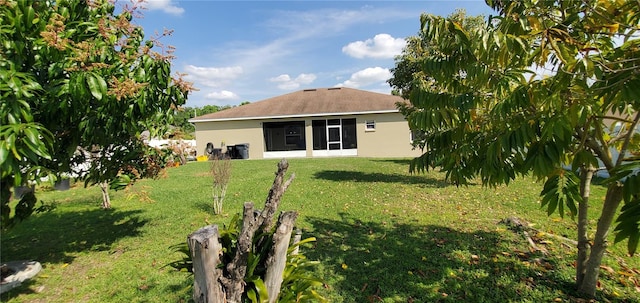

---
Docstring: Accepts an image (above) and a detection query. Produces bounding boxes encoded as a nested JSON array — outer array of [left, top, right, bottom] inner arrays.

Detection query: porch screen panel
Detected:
[[312, 118, 358, 151], [328, 127, 340, 141], [341, 118, 357, 149], [312, 120, 326, 150], [263, 121, 305, 151]]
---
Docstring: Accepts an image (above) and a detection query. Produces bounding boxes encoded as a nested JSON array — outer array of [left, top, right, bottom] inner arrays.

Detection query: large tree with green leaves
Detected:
[[1, 0, 192, 225], [390, 0, 639, 297], [389, 9, 485, 101]]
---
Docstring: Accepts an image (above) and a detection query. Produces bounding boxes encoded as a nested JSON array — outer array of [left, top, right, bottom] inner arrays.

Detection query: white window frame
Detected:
[[327, 123, 342, 150], [365, 120, 376, 131]]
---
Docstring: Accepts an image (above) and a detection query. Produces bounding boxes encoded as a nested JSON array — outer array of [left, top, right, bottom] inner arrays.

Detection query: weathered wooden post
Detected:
[[188, 225, 225, 303], [265, 211, 298, 303]]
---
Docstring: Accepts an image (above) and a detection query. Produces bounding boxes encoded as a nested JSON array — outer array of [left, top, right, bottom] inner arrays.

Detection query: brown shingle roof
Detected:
[[190, 87, 405, 122]]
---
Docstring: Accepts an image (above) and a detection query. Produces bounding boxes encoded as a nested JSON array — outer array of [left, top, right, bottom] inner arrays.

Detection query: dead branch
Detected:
[[500, 217, 578, 253], [259, 159, 296, 234]]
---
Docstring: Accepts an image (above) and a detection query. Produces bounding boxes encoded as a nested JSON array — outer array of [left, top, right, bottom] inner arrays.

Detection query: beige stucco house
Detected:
[[189, 87, 423, 159]]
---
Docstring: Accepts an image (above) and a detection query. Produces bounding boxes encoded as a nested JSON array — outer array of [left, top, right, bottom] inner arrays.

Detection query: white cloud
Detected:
[[184, 65, 243, 88], [270, 74, 291, 82], [270, 73, 317, 90], [336, 67, 391, 88], [216, 7, 416, 75], [184, 65, 243, 103], [205, 90, 240, 101], [295, 74, 317, 84], [342, 34, 406, 59], [142, 0, 185, 16]]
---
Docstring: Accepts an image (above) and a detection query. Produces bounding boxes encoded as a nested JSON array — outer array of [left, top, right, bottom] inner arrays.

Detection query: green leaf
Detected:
[[246, 288, 258, 303], [628, 233, 639, 256], [613, 192, 640, 256], [623, 175, 640, 203], [86, 73, 104, 100], [7, 133, 20, 159], [0, 141, 8, 165], [24, 127, 39, 145], [540, 171, 579, 218], [109, 174, 131, 191], [246, 276, 269, 303], [571, 150, 599, 172], [253, 278, 270, 303], [26, 5, 35, 26]]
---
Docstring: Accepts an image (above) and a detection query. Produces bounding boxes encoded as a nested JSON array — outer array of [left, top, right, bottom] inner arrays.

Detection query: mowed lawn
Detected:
[[1, 158, 638, 302]]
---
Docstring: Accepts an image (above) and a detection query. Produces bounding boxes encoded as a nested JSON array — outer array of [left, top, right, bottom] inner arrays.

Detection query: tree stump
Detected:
[[189, 159, 297, 303], [188, 225, 225, 303]]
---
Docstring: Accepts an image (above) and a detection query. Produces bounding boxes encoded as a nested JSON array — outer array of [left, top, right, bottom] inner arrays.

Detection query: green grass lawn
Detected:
[[1, 158, 638, 302]]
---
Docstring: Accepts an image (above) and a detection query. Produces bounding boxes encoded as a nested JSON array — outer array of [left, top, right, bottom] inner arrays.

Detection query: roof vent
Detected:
[[328, 87, 341, 90], [303, 89, 316, 92]]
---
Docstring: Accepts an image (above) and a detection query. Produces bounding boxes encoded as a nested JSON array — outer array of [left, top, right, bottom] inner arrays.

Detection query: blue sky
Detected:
[[133, 1, 496, 107]]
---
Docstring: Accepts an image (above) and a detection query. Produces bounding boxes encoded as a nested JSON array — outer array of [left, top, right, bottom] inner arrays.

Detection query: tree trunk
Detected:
[[191, 159, 296, 303], [99, 181, 111, 209], [578, 183, 623, 296], [265, 211, 298, 303], [212, 184, 227, 215], [576, 166, 594, 286], [188, 225, 225, 303]]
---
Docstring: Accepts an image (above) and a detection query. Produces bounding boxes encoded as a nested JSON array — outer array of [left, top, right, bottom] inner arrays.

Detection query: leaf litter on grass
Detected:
[[2, 159, 638, 302]]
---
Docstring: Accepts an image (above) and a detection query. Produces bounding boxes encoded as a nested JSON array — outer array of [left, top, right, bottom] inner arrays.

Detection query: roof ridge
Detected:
[[190, 87, 403, 122]]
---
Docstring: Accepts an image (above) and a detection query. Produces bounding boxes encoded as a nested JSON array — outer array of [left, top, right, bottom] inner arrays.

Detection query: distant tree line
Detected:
[[171, 102, 250, 138]]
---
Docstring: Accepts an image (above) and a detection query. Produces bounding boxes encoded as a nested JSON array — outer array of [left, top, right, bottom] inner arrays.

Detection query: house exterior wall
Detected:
[[355, 113, 423, 158], [193, 112, 423, 159], [194, 120, 264, 159]]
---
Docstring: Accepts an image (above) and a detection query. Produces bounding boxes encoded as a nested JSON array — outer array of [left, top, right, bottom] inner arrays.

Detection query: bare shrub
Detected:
[[211, 156, 232, 214]]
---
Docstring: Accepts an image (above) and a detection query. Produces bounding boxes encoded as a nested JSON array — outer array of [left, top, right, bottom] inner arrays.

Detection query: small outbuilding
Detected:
[[189, 87, 422, 159]]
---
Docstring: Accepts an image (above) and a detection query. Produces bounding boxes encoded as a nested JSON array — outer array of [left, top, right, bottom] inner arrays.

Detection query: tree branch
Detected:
[[259, 159, 295, 234], [576, 127, 615, 171], [615, 110, 640, 167]]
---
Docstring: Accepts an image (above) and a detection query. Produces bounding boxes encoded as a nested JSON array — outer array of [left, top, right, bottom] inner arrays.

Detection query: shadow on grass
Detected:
[[371, 158, 413, 166], [1, 206, 147, 265], [164, 272, 194, 302], [0, 277, 39, 301], [304, 213, 577, 302], [1, 201, 147, 301], [313, 170, 449, 187], [195, 201, 213, 213]]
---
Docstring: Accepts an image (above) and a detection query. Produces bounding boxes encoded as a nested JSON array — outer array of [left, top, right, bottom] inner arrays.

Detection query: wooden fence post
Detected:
[[188, 225, 225, 303]]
